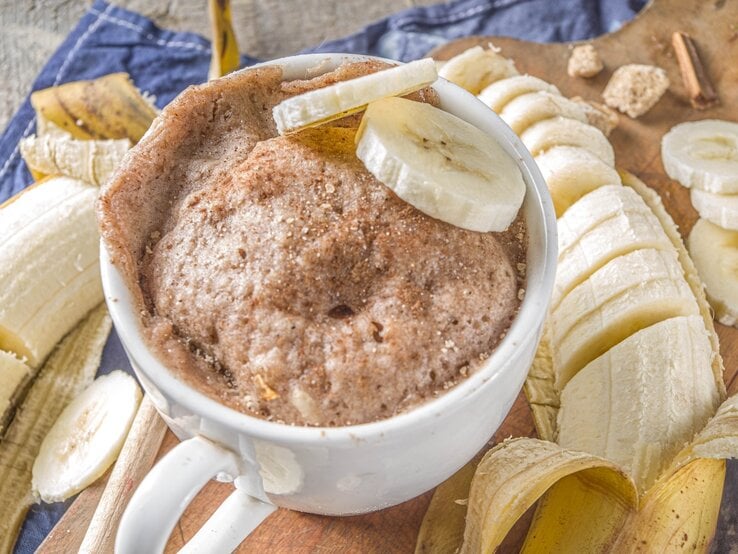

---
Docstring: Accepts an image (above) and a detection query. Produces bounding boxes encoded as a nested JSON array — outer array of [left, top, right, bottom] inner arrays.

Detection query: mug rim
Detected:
[[100, 52, 557, 445]]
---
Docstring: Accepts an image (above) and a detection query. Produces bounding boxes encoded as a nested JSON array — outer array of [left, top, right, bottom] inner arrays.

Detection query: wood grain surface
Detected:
[[40, 0, 738, 551]]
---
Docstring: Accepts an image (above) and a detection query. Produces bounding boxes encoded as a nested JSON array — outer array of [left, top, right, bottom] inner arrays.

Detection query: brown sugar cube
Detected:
[[567, 44, 603, 78], [602, 64, 670, 118], [571, 96, 619, 136]]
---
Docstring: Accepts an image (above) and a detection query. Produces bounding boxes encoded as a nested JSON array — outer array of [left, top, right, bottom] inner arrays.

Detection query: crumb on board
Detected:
[[602, 64, 670, 118], [567, 44, 604, 78], [571, 96, 619, 136]]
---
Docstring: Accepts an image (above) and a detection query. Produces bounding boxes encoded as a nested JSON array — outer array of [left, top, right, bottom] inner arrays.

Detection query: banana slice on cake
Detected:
[[661, 119, 738, 194], [690, 188, 738, 231], [438, 45, 519, 94], [355, 96, 525, 232], [558, 315, 719, 492], [478, 75, 560, 113], [0, 176, 102, 367], [521, 117, 615, 167], [32, 370, 141, 503], [534, 146, 622, 217], [272, 58, 438, 134], [499, 92, 588, 135], [688, 218, 738, 327]]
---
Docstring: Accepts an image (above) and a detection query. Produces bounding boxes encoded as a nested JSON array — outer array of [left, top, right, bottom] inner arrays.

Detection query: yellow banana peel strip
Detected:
[[30, 73, 158, 143], [20, 134, 131, 187], [208, 0, 241, 80], [0, 305, 110, 552]]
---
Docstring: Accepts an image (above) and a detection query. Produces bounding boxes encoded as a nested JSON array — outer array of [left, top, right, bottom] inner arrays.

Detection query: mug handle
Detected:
[[115, 436, 275, 553]]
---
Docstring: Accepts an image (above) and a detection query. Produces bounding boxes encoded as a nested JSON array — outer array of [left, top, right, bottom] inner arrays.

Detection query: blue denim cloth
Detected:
[[13, 0, 714, 551]]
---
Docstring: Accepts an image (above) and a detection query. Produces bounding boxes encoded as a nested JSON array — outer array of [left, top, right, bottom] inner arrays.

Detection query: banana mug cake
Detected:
[[98, 59, 527, 427]]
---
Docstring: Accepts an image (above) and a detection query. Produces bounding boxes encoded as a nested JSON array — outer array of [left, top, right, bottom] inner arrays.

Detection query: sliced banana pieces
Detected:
[[662, 119, 738, 194], [0, 176, 102, 367], [691, 188, 738, 231], [438, 45, 518, 94], [356, 96, 525, 232], [32, 370, 142, 503], [272, 58, 437, 134], [478, 74, 560, 113], [499, 91, 588, 135], [688, 219, 738, 327], [534, 146, 621, 217], [521, 116, 615, 166]]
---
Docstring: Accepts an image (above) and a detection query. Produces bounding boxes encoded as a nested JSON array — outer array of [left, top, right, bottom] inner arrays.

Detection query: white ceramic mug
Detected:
[[105, 53, 557, 553]]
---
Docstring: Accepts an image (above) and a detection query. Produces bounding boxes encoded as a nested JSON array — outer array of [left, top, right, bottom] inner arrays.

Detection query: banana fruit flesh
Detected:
[[661, 119, 738, 194], [0, 176, 102, 368], [688, 219, 738, 327], [272, 58, 438, 134], [534, 146, 621, 217], [478, 75, 560, 113], [499, 91, 588, 134], [438, 45, 518, 94], [0, 305, 110, 552], [355, 96, 525, 232], [33, 370, 141, 503], [691, 188, 738, 231], [558, 315, 719, 492], [522, 116, 615, 166], [418, 44, 736, 554]]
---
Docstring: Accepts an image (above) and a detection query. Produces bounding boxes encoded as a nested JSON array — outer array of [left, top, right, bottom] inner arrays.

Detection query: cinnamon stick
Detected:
[[671, 31, 719, 109]]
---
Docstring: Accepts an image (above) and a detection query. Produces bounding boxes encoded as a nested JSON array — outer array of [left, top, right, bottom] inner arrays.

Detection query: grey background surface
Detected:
[[0, 0, 439, 131]]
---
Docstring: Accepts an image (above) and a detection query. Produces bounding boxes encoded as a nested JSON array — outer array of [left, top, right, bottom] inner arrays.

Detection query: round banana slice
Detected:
[[534, 146, 622, 217], [688, 218, 738, 328], [500, 92, 588, 135], [662, 119, 738, 194], [691, 188, 738, 231], [478, 75, 560, 113], [521, 117, 615, 167], [438, 45, 519, 95], [32, 370, 142, 503], [272, 58, 438, 135], [356, 96, 526, 233]]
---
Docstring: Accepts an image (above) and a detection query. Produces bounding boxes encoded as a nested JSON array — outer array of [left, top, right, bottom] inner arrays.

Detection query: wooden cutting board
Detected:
[[39, 0, 738, 551]]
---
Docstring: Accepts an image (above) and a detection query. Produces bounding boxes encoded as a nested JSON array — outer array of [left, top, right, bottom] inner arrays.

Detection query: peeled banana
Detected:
[[272, 58, 437, 134], [355, 96, 525, 232], [534, 146, 621, 216], [499, 91, 588, 134], [521, 116, 615, 166], [0, 176, 102, 368], [438, 45, 518, 94], [0, 305, 110, 552]]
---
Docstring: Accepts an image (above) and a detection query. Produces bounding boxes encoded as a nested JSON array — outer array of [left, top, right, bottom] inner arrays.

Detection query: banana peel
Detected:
[[208, 0, 241, 80], [0, 305, 110, 553], [416, 172, 735, 553], [30, 73, 157, 143]]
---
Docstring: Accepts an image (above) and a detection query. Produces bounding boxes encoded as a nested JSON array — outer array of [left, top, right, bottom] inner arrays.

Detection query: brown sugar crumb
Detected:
[[567, 44, 603, 78], [602, 64, 670, 118], [571, 96, 619, 136]]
